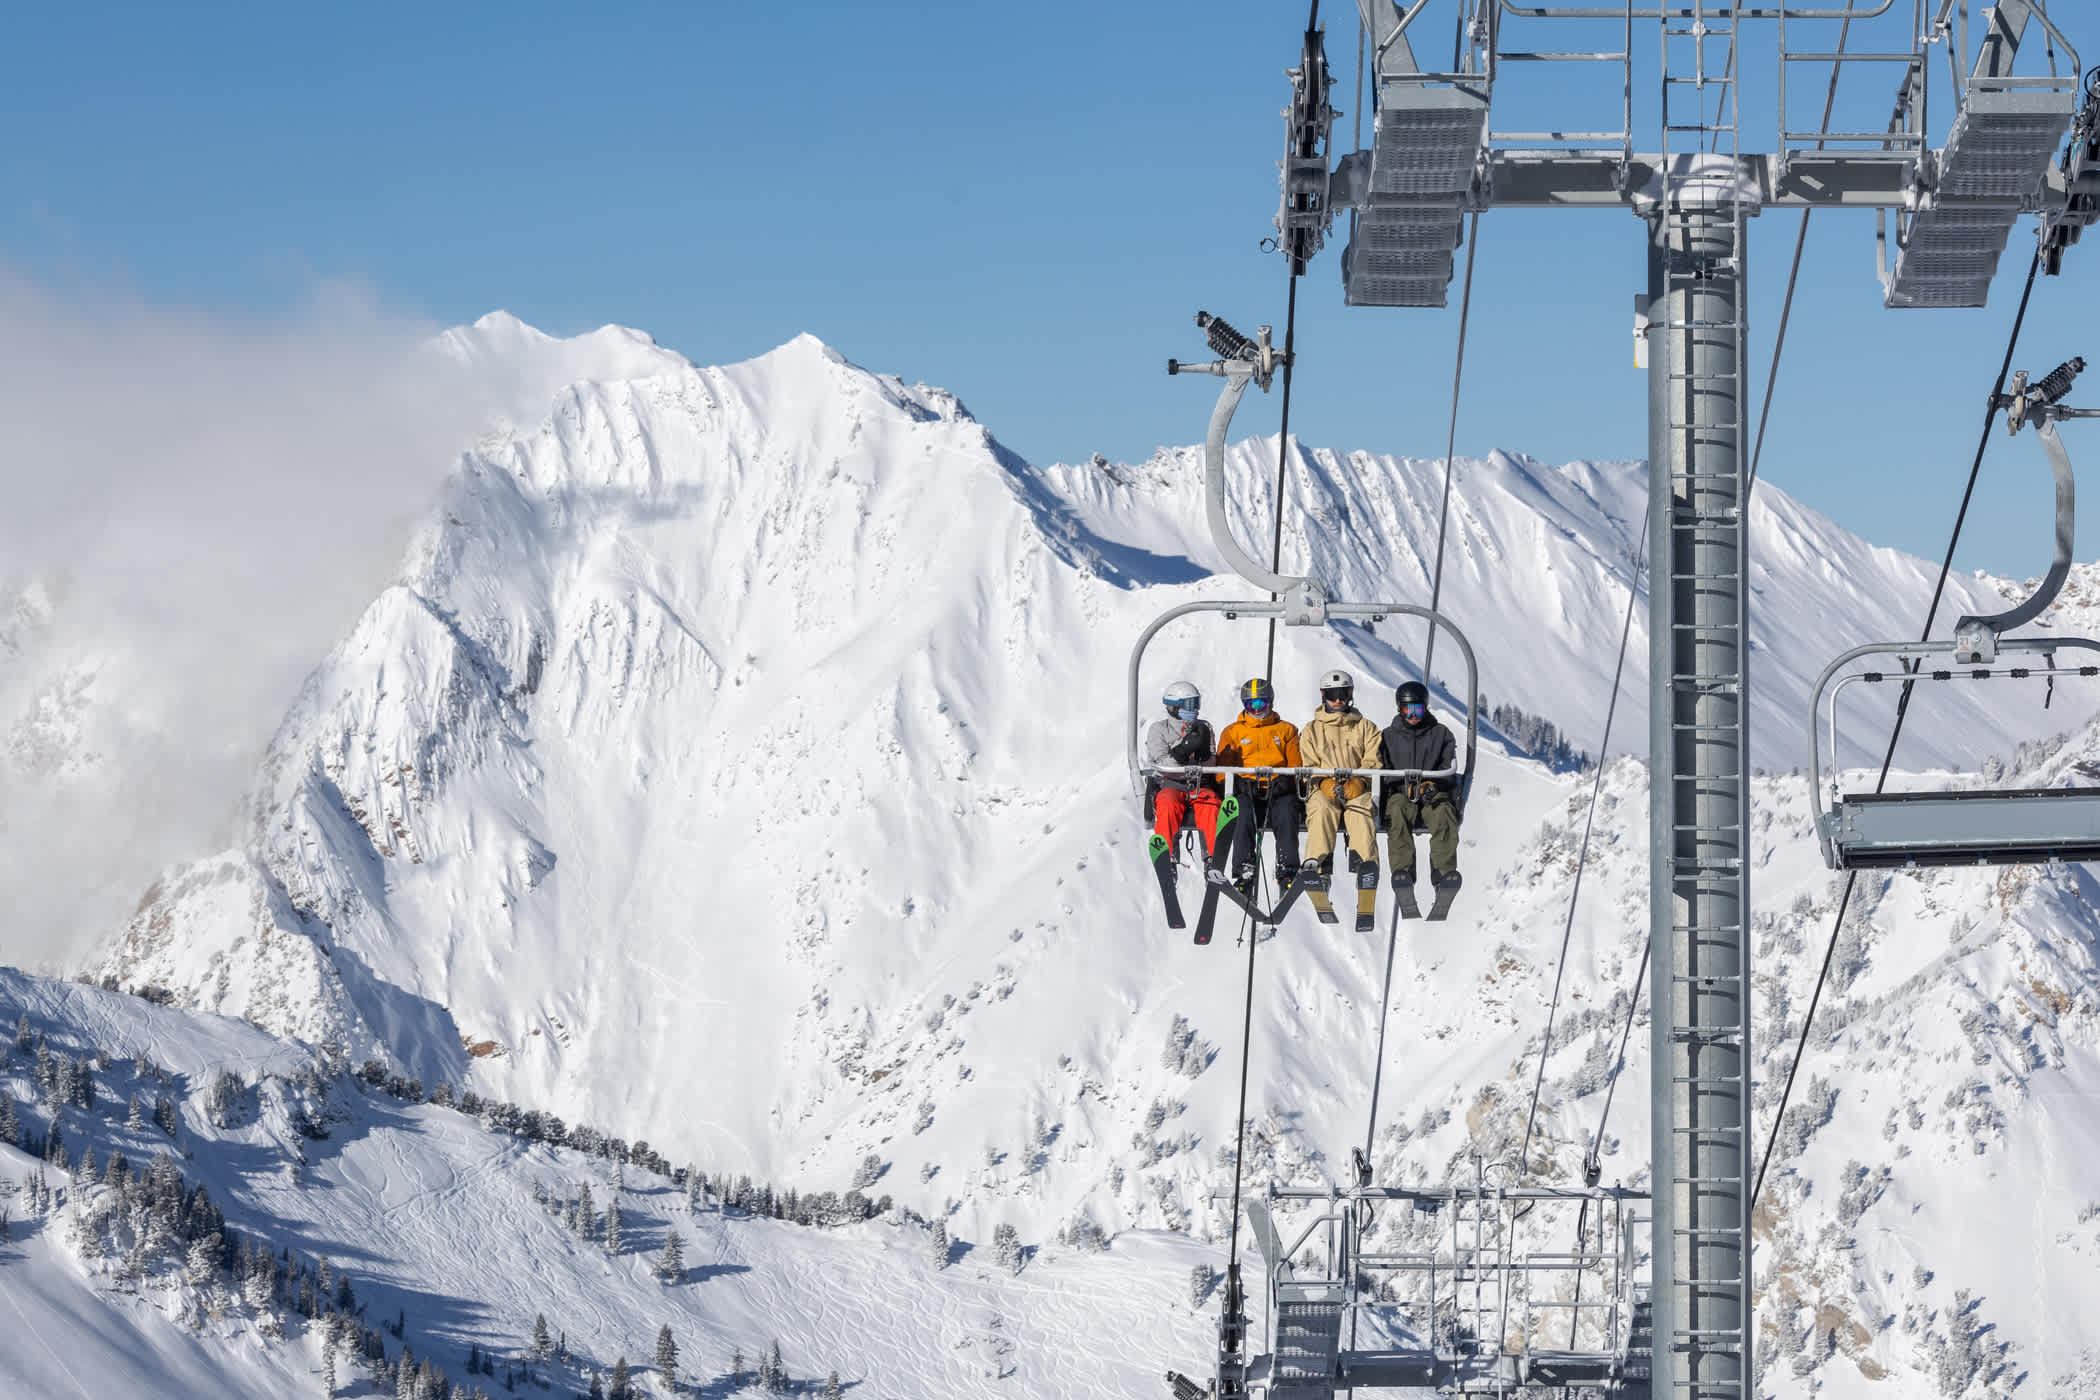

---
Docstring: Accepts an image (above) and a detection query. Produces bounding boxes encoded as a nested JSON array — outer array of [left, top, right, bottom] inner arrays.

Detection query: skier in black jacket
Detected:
[[1380, 681, 1461, 892]]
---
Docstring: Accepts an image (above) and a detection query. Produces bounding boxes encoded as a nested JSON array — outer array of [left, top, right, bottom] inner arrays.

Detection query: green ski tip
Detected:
[[1148, 833, 1169, 860]]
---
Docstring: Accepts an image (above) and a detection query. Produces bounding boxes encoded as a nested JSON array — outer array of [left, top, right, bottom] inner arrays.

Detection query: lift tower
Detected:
[[1224, 2, 2096, 1397]]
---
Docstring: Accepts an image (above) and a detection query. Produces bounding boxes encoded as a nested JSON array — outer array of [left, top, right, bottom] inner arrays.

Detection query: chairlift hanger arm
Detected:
[[1167, 313, 1333, 623], [1955, 356, 2089, 661]]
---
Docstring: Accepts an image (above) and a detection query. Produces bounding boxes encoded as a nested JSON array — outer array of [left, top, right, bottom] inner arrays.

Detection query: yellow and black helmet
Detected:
[[1239, 677, 1275, 713]]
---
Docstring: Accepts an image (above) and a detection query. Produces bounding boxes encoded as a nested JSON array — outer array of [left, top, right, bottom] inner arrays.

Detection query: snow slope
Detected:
[[40, 318, 2100, 1396]]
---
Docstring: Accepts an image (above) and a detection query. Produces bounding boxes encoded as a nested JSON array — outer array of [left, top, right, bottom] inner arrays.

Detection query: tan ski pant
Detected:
[[1306, 788, 1377, 865]]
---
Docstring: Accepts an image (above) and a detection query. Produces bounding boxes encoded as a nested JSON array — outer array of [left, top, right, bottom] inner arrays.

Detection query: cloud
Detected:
[[0, 271, 506, 971]]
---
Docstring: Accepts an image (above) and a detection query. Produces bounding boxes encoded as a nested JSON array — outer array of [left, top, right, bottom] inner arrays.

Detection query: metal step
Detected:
[[1886, 85, 2077, 308]]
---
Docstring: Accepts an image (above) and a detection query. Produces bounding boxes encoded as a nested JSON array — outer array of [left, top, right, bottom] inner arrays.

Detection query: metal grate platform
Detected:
[[1343, 84, 1487, 307], [1885, 85, 2076, 308]]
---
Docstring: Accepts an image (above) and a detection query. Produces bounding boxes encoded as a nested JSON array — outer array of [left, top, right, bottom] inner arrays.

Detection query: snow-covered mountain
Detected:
[[10, 315, 2098, 1396]]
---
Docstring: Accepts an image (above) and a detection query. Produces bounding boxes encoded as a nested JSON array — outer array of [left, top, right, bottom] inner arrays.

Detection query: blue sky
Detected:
[[1, 2, 2094, 575]]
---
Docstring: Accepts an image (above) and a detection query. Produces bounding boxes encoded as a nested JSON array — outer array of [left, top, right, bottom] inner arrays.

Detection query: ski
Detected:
[[1302, 863, 1339, 925], [1262, 865, 1317, 926], [1425, 872, 1464, 922], [1190, 796, 1241, 946], [1393, 878, 1421, 920], [1355, 864, 1379, 933], [1150, 833, 1185, 930]]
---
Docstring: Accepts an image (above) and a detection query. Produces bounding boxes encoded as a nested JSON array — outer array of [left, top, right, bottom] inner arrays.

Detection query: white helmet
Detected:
[[1162, 680, 1201, 714], [1318, 669, 1354, 692]]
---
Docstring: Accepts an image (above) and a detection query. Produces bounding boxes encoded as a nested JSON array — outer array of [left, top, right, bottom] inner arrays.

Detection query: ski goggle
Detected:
[[1401, 702, 1427, 719], [1167, 699, 1199, 717], [1245, 696, 1271, 712], [1321, 690, 1351, 705]]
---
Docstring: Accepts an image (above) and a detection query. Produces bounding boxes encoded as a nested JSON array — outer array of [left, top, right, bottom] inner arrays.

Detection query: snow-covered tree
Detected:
[[823, 1371, 842, 1400], [1189, 1264, 1215, 1308], [603, 1198, 624, 1255], [761, 1340, 786, 1395], [0, 1094, 17, 1147], [928, 1217, 949, 1270], [531, 1313, 552, 1362], [653, 1325, 678, 1386], [993, 1222, 1022, 1273], [851, 1153, 885, 1189], [730, 1346, 744, 1382], [654, 1228, 685, 1283], [12, 1013, 27, 1051]]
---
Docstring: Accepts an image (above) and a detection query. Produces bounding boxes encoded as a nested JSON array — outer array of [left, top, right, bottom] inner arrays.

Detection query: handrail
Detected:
[[1499, 1, 1895, 17], [1126, 600, 1480, 799], [1805, 636, 2100, 829]]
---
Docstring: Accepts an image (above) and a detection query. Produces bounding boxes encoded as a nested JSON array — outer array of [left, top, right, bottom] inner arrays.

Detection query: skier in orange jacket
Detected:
[[1213, 678, 1302, 897]]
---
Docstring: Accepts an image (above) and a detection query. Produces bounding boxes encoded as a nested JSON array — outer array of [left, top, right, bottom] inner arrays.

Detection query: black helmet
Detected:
[[1395, 681, 1429, 708]]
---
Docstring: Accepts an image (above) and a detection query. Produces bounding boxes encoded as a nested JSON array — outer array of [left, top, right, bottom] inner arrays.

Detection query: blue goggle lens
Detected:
[[1246, 697, 1270, 711], [1402, 703, 1426, 716]]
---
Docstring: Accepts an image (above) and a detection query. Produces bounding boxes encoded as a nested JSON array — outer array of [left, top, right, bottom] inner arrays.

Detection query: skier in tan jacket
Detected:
[[1301, 669, 1384, 880]]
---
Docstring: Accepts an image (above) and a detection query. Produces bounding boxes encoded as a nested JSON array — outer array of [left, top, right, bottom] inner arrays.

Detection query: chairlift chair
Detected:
[[1131, 312, 1481, 861], [1810, 357, 2100, 870]]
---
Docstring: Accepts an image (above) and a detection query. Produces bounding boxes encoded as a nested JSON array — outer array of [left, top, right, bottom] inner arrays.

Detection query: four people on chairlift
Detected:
[[1147, 669, 1462, 910]]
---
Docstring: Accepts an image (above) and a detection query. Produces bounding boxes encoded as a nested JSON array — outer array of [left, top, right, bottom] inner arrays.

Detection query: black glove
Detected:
[[1169, 740, 1202, 764]]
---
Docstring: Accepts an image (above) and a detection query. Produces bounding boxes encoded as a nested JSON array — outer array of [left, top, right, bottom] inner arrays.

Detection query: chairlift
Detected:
[[1130, 312, 1480, 881], [1809, 357, 2100, 870]]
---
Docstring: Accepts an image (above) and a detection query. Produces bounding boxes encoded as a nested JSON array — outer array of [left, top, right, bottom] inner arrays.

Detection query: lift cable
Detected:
[[1421, 211, 1483, 682], [1751, 249, 2044, 1209], [1515, 514, 1650, 1182], [1228, 0, 1324, 1291]]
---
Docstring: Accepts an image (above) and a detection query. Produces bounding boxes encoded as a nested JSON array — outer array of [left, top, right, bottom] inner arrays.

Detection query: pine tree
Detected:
[[77, 1143, 95, 1182], [928, 1217, 949, 1270], [730, 1346, 744, 1382], [13, 1012, 28, 1052], [993, 1222, 1022, 1273], [0, 1093, 16, 1147], [824, 1371, 842, 1400], [1189, 1263, 1215, 1308], [653, 1325, 678, 1386], [531, 1313, 551, 1362], [603, 1198, 624, 1255], [127, 1093, 144, 1130], [608, 1356, 631, 1399], [764, 1340, 785, 1395], [587, 1372, 604, 1400], [654, 1228, 685, 1283]]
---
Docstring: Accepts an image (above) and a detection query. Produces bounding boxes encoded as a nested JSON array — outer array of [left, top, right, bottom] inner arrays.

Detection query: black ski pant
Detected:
[[1230, 785, 1302, 876]]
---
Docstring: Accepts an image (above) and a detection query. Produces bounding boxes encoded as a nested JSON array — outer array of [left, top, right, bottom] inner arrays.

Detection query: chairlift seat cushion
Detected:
[[1823, 786, 2100, 868]]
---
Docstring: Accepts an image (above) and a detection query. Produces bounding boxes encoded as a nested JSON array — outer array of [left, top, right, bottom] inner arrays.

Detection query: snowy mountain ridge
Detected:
[[4, 317, 2097, 1395]]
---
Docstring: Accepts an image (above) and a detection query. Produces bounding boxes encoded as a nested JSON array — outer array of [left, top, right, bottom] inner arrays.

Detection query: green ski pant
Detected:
[[1385, 793, 1460, 881]]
